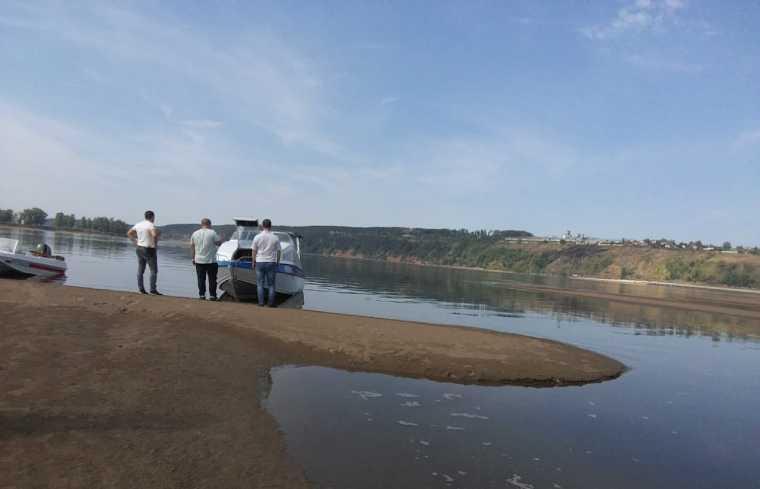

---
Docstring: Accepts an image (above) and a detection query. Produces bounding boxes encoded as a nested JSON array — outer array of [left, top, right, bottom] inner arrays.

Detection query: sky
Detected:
[[1, 1, 759, 245]]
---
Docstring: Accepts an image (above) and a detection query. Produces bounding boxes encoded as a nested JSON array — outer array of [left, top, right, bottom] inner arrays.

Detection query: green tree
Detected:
[[0, 209, 14, 223], [78, 217, 91, 229], [54, 212, 78, 229], [54, 212, 66, 228], [20, 207, 48, 226], [722, 241, 732, 251]]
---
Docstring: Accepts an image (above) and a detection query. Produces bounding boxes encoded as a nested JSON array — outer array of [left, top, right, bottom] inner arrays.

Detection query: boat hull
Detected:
[[0, 252, 67, 279], [217, 260, 305, 301]]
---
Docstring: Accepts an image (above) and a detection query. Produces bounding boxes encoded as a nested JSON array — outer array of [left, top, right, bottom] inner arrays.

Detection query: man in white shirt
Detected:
[[127, 210, 161, 295], [252, 218, 281, 307], [190, 218, 224, 301]]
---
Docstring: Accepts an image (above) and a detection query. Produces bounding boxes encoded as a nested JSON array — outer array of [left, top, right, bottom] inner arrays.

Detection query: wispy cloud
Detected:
[[733, 128, 760, 150], [3, 3, 347, 162], [582, 0, 687, 40], [0, 99, 271, 221]]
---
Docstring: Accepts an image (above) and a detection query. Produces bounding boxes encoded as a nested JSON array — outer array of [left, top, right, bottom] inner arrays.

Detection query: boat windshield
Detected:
[[0, 238, 18, 254], [234, 230, 258, 241], [232, 229, 294, 247]]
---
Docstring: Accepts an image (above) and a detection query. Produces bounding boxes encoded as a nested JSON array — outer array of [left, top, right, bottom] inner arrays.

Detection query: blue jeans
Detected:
[[136, 247, 158, 292], [255, 262, 277, 306]]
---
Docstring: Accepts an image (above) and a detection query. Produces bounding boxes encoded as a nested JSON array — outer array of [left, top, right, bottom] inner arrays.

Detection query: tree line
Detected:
[[0, 207, 131, 236]]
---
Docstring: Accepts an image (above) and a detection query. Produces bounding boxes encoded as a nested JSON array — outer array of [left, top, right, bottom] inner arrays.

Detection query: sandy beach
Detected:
[[0, 280, 623, 488]]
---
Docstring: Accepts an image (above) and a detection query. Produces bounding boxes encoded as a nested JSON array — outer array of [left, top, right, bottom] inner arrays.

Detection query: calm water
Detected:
[[3, 226, 760, 488]]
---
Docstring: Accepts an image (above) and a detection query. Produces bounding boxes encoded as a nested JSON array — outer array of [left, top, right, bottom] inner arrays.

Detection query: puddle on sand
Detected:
[[263, 365, 760, 489]]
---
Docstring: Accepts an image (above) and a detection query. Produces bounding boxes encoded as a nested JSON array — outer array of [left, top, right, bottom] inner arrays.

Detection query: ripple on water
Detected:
[[450, 412, 489, 420], [401, 401, 422, 407], [397, 420, 418, 427], [351, 390, 382, 400], [506, 474, 535, 489]]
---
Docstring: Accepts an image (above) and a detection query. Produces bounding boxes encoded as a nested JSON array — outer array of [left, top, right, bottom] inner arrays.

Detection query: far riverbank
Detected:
[[0, 223, 126, 238]]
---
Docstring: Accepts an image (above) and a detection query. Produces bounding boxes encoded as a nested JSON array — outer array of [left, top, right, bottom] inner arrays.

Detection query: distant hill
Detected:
[[160, 223, 536, 266], [160, 223, 760, 289], [160, 223, 533, 254]]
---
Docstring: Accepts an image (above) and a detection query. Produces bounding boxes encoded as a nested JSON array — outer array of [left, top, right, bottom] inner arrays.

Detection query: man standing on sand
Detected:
[[127, 210, 161, 295], [190, 218, 224, 301], [252, 218, 281, 307]]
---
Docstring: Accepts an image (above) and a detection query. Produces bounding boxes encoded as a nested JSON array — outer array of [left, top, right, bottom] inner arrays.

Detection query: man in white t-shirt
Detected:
[[190, 218, 224, 300], [127, 210, 161, 295], [252, 218, 281, 307]]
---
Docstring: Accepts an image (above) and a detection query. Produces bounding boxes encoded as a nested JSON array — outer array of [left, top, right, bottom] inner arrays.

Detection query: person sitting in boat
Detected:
[[31, 243, 52, 258]]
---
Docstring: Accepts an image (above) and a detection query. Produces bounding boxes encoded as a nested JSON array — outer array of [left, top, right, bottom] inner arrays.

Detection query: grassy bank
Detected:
[[338, 242, 760, 290]]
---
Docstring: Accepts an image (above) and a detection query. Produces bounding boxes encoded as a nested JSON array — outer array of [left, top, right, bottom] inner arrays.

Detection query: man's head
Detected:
[[201, 218, 211, 228], [145, 210, 155, 222], [262, 218, 272, 230]]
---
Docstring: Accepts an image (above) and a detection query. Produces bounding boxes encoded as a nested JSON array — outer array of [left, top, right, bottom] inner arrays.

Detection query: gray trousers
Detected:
[[136, 246, 158, 292]]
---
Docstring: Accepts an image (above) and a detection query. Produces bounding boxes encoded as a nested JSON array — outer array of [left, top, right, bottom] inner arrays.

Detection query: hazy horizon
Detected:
[[2, 1, 758, 245]]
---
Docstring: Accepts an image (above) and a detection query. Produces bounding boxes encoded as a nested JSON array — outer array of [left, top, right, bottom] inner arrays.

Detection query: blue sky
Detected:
[[1, 1, 758, 244]]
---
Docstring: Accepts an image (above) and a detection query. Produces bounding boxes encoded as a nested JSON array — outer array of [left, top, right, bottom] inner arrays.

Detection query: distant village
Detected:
[[505, 230, 760, 255]]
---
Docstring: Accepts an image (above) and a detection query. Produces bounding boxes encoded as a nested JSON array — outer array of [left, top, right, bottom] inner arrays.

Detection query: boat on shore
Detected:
[[0, 238, 67, 279], [216, 219, 305, 303]]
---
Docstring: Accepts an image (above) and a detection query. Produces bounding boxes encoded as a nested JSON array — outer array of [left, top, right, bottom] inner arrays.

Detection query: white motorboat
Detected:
[[217, 218, 304, 302], [0, 238, 67, 278]]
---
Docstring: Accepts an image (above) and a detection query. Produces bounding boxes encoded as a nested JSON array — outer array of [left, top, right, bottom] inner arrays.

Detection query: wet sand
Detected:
[[0, 280, 623, 488]]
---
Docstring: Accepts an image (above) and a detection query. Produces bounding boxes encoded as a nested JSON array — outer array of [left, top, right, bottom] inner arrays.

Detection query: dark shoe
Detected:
[[198, 296, 206, 300], [268, 304, 277, 308], [139, 289, 148, 295], [257, 303, 266, 307], [209, 297, 217, 302], [150, 290, 162, 296]]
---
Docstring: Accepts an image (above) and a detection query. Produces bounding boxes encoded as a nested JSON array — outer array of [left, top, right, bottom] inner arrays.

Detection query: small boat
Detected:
[[0, 238, 67, 278], [216, 218, 305, 302]]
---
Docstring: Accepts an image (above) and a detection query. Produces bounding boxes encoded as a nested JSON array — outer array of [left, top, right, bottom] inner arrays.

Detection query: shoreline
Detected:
[[505, 283, 760, 320], [567, 274, 760, 295], [0, 223, 125, 239]]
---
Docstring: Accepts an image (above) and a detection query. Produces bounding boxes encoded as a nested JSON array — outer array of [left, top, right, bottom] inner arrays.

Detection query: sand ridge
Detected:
[[1, 281, 625, 385]]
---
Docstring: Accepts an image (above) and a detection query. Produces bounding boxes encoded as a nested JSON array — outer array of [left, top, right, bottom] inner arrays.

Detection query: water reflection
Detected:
[[302, 255, 760, 341]]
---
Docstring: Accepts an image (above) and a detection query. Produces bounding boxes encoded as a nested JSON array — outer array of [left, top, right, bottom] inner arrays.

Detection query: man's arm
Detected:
[[151, 227, 161, 244], [127, 228, 137, 243], [190, 238, 196, 264], [214, 231, 223, 246]]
